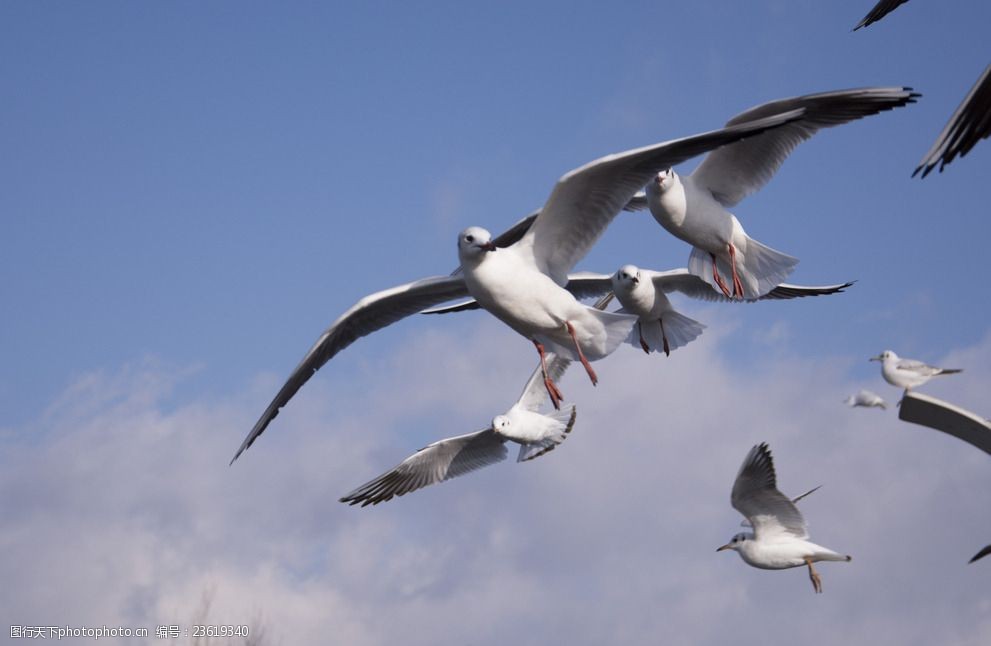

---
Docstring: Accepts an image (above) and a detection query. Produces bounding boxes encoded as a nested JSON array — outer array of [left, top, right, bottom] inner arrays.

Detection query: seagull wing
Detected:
[[853, 0, 910, 30], [646, 268, 852, 302], [339, 429, 508, 506], [231, 275, 469, 464], [691, 87, 917, 208], [518, 110, 805, 285], [419, 272, 615, 316], [731, 443, 809, 540], [914, 63, 991, 178], [969, 544, 991, 564], [895, 358, 944, 377]]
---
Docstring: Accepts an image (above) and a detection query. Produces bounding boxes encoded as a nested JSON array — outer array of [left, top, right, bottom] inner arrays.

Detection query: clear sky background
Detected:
[[2, 1, 990, 644]]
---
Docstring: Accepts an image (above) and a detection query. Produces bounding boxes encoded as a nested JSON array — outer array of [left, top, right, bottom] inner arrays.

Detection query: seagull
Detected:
[[970, 545, 991, 564], [897, 390, 991, 455], [230, 110, 801, 464], [450, 109, 804, 410], [339, 319, 589, 506], [914, 63, 991, 178], [870, 350, 962, 392], [603, 265, 852, 356], [844, 389, 888, 410], [644, 87, 917, 299], [424, 267, 853, 357], [717, 443, 851, 594], [852, 0, 910, 30]]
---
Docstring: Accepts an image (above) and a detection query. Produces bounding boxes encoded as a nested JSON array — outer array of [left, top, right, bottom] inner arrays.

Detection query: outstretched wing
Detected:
[[731, 443, 809, 540], [646, 268, 853, 302], [519, 110, 805, 284], [340, 429, 508, 506], [914, 64, 991, 178], [231, 275, 469, 464], [691, 87, 917, 207], [852, 0, 910, 30]]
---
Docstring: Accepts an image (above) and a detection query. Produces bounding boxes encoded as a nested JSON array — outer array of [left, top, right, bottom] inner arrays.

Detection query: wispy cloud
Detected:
[[2, 322, 989, 645]]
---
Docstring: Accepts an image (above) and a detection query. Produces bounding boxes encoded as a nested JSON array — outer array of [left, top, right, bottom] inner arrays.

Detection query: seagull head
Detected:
[[869, 350, 896, 363], [457, 227, 497, 262], [611, 264, 641, 292], [647, 168, 677, 195], [491, 414, 511, 436], [716, 532, 750, 553]]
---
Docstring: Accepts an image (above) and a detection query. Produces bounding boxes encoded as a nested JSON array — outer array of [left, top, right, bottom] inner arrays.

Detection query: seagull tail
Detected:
[[690, 238, 798, 299], [517, 405, 576, 462], [937, 368, 963, 376], [583, 307, 639, 361], [625, 310, 706, 354]]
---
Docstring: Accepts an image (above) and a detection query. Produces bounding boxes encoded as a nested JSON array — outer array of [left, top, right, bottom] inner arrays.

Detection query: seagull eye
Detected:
[[466, 235, 474, 243]]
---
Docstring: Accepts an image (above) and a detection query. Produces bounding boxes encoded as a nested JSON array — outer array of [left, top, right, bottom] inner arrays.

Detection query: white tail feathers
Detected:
[[689, 237, 798, 299], [625, 310, 706, 354], [536, 308, 637, 362], [517, 405, 576, 462]]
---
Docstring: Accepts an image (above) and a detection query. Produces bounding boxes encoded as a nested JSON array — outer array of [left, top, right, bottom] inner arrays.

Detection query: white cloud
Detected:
[[2, 322, 989, 645]]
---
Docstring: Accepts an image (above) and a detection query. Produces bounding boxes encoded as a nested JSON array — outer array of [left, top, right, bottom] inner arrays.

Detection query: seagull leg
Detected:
[[566, 321, 598, 386], [727, 243, 744, 299], [710, 253, 732, 297], [804, 557, 822, 594], [658, 318, 670, 357], [532, 339, 564, 409], [638, 322, 650, 354]]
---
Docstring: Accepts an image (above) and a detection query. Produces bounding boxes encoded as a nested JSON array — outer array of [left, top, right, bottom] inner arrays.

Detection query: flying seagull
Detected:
[[339, 294, 615, 506], [424, 268, 852, 357], [644, 87, 917, 299], [231, 109, 800, 464], [844, 389, 888, 410], [718, 443, 851, 594]]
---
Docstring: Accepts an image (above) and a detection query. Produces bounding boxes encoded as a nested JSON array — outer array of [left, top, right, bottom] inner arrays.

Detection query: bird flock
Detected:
[[231, 4, 991, 592]]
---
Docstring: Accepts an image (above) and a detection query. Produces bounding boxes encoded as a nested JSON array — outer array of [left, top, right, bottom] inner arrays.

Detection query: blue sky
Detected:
[[2, 2, 990, 644]]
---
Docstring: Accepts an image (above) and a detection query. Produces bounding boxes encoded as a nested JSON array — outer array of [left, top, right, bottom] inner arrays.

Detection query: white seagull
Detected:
[[424, 267, 852, 357], [645, 87, 917, 299], [844, 389, 888, 410], [230, 110, 801, 464], [603, 265, 851, 355], [870, 349, 962, 392], [718, 443, 851, 594], [340, 340, 583, 507]]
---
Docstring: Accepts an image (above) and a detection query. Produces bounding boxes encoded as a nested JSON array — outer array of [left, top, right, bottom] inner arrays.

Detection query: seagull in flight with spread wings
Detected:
[[644, 87, 916, 300], [717, 443, 851, 594], [339, 294, 615, 506], [230, 109, 800, 464]]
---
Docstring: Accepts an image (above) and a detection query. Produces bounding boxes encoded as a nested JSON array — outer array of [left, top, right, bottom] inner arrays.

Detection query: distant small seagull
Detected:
[[970, 545, 991, 564], [844, 389, 888, 410], [645, 87, 917, 300], [339, 313, 592, 506], [914, 63, 991, 178], [718, 443, 851, 594], [870, 350, 962, 392], [852, 0, 910, 30]]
